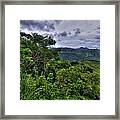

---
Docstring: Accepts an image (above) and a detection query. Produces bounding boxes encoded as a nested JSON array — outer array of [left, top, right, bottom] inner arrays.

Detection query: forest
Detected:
[[20, 32, 100, 100]]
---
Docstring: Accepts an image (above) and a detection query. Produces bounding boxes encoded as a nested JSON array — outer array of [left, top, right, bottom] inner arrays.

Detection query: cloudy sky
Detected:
[[20, 20, 100, 49]]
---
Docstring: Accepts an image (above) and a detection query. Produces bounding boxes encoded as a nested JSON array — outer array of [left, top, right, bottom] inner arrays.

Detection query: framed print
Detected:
[[0, 0, 119, 119]]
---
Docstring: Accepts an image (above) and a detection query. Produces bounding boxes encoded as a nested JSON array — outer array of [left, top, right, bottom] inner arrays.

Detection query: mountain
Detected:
[[53, 47, 100, 62]]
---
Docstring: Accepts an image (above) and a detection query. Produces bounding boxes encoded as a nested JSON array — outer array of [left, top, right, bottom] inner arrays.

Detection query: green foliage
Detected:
[[20, 32, 58, 77], [20, 32, 100, 100]]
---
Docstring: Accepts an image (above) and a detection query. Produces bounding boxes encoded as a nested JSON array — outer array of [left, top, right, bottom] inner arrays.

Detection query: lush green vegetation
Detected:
[[20, 32, 100, 100]]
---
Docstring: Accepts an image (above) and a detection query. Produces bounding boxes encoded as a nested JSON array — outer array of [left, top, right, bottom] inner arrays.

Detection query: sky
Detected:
[[20, 20, 100, 49]]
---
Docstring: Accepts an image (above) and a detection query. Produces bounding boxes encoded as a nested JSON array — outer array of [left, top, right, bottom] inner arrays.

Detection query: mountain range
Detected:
[[53, 47, 100, 62]]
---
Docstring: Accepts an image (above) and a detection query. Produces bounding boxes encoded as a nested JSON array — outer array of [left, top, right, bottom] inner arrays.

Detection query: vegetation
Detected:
[[20, 32, 100, 100], [58, 47, 100, 61]]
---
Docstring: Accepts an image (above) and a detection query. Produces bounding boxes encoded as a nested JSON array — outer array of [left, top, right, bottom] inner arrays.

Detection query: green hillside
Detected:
[[20, 32, 100, 100]]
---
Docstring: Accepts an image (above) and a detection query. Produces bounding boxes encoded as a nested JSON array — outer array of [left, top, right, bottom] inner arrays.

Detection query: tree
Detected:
[[20, 32, 58, 77]]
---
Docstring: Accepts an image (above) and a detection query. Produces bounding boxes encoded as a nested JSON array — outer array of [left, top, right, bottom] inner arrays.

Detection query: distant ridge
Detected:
[[52, 47, 100, 62], [52, 47, 99, 50]]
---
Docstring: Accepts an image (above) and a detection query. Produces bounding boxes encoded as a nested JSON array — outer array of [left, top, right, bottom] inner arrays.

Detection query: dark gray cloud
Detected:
[[97, 26, 100, 29], [68, 32, 71, 35], [20, 20, 56, 32], [94, 35, 100, 39], [74, 28, 81, 35], [59, 31, 67, 37]]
